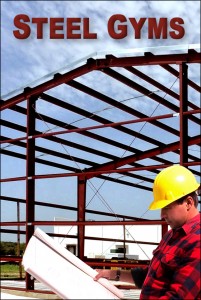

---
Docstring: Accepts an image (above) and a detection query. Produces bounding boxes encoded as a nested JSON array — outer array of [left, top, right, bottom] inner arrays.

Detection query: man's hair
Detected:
[[175, 191, 198, 208]]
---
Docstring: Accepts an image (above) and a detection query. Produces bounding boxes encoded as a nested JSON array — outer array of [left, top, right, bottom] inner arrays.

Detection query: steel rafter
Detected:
[[1, 49, 200, 292]]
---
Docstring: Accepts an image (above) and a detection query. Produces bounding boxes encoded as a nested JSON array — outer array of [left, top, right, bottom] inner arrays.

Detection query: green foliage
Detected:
[[0, 242, 26, 256], [1, 263, 23, 273], [0, 242, 26, 279], [1, 263, 25, 278]]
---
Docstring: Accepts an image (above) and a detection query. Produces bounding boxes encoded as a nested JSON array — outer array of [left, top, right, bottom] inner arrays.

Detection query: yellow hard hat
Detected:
[[149, 165, 200, 210]]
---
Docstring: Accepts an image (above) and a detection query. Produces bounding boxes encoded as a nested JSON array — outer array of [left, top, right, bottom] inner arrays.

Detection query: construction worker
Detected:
[[94, 165, 201, 299]]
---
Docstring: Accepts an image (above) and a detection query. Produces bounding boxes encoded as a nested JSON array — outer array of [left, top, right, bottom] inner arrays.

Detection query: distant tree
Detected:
[[0, 242, 26, 256]]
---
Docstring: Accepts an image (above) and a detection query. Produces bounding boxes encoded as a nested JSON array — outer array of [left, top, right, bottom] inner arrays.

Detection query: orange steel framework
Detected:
[[0, 48, 201, 293]]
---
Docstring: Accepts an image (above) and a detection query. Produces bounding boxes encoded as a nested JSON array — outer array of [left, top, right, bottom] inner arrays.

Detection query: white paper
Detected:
[[22, 228, 123, 299]]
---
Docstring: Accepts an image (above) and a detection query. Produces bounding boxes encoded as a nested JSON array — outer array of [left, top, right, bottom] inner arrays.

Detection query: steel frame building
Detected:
[[1, 45, 201, 292]]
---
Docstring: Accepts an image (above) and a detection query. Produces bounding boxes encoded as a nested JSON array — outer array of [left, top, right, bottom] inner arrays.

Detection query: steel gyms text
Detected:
[[13, 14, 185, 40]]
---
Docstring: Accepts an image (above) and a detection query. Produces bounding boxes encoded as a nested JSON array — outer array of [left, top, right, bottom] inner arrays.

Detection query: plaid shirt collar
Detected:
[[172, 213, 201, 237]]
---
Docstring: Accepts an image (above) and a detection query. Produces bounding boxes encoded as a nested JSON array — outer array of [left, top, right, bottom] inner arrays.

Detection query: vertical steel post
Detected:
[[17, 201, 22, 278], [123, 219, 126, 260], [77, 175, 87, 260], [179, 63, 188, 165], [25, 95, 36, 290], [161, 223, 168, 238]]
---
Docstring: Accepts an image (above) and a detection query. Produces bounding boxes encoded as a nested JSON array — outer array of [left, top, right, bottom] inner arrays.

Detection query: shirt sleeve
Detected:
[[131, 267, 148, 288]]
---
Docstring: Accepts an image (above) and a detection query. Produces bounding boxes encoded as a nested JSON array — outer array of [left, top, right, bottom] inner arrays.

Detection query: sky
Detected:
[[1, 1, 200, 244], [1, 0, 200, 97]]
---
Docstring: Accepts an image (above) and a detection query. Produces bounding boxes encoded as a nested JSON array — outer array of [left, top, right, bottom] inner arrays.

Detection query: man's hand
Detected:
[[94, 269, 116, 281]]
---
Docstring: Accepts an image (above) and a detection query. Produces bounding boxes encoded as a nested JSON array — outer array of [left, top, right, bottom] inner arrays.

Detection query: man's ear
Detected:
[[185, 196, 193, 210]]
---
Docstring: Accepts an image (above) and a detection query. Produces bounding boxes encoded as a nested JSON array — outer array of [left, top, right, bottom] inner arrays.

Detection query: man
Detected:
[[94, 165, 201, 299]]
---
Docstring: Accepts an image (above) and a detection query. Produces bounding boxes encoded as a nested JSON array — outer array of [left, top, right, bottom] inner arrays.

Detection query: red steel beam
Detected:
[[0, 220, 167, 226], [1, 103, 158, 163], [0, 231, 159, 246], [1, 104, 199, 175], [1, 159, 200, 183], [87, 261, 149, 269], [145, 51, 201, 93], [1, 148, 152, 191], [25, 97, 36, 290], [102, 51, 201, 66], [85, 135, 201, 179], [109, 54, 200, 112], [40, 92, 172, 149], [0, 103, 163, 165], [0, 256, 22, 262], [77, 176, 87, 260], [0, 230, 158, 245], [1, 51, 200, 112], [179, 63, 188, 165], [67, 79, 181, 136], [1, 222, 26, 226], [101, 67, 200, 126], [0, 62, 98, 111], [162, 223, 169, 238], [0, 112, 180, 145], [2, 114, 199, 183], [0, 286, 54, 295], [1, 109, 200, 146], [28, 93, 198, 169], [0, 196, 149, 221]]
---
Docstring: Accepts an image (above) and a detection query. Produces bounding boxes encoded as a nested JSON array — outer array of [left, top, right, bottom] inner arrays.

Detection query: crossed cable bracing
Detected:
[[3, 76, 181, 258], [28, 87, 167, 258]]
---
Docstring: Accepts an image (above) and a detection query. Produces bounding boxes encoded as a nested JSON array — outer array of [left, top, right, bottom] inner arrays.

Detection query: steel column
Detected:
[[17, 201, 22, 278], [179, 63, 188, 165], [77, 176, 87, 260], [161, 223, 169, 238], [25, 96, 36, 290]]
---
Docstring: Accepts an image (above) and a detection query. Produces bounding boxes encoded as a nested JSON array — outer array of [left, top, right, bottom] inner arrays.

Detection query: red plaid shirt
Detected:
[[140, 213, 201, 299]]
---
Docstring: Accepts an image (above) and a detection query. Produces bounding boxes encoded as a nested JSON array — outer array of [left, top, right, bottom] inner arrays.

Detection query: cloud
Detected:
[[1, 0, 200, 96]]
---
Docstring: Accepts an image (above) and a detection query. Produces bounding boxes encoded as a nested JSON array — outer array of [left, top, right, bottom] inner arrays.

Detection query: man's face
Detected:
[[160, 199, 188, 229]]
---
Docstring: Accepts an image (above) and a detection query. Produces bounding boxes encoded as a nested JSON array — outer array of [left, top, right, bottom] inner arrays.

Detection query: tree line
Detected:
[[0, 242, 26, 256]]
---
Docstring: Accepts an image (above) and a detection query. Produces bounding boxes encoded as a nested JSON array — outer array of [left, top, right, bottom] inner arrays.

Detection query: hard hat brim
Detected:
[[149, 198, 176, 210]]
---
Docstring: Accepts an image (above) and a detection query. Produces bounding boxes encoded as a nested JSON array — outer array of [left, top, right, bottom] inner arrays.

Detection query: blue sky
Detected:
[[1, 0, 200, 96], [1, 1, 200, 242]]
